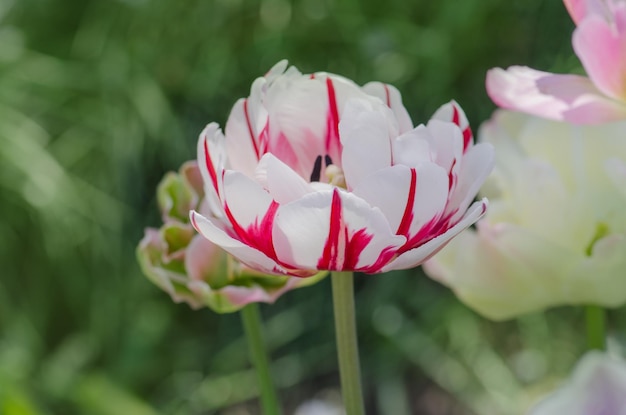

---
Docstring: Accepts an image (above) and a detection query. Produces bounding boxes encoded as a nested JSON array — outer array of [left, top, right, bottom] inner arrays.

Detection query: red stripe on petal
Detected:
[[450, 104, 473, 152], [325, 77, 341, 155], [243, 99, 260, 159], [462, 127, 473, 152], [318, 189, 343, 269], [224, 200, 279, 260], [383, 84, 391, 107], [203, 138, 220, 196], [317, 189, 394, 271], [343, 228, 373, 270], [451, 105, 460, 126], [448, 158, 457, 191], [359, 245, 399, 273], [396, 168, 417, 237]]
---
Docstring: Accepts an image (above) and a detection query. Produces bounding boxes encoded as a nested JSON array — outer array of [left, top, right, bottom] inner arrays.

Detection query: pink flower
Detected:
[[137, 161, 325, 313], [529, 352, 626, 415], [487, 0, 626, 124], [190, 61, 494, 277]]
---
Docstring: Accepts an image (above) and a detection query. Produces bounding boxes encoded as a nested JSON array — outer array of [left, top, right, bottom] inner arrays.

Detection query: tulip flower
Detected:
[[137, 161, 325, 313], [189, 61, 494, 277], [486, 0, 626, 124], [528, 352, 626, 415], [423, 110, 626, 320]]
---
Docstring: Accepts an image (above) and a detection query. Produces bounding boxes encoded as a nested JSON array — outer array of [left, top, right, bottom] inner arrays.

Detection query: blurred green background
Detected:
[[0, 0, 612, 414]]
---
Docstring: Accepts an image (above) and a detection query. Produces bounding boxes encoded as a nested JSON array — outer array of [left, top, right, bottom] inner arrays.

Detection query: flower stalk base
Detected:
[[331, 271, 365, 415]]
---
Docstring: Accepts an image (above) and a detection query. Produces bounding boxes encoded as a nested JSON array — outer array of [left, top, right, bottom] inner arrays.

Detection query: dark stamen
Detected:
[[324, 155, 333, 166], [310, 155, 323, 182]]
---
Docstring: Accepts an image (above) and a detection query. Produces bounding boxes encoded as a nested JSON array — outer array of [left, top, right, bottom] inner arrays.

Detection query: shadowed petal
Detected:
[[255, 153, 314, 204]]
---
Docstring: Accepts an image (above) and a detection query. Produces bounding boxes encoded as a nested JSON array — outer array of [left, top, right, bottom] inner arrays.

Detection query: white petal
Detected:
[[390, 126, 434, 167], [222, 170, 274, 228], [383, 198, 488, 271], [423, 119, 464, 174], [362, 81, 414, 133], [272, 189, 405, 272], [190, 211, 286, 275], [446, 142, 495, 223], [255, 153, 313, 204], [224, 98, 262, 177], [431, 100, 474, 152], [197, 123, 228, 217], [352, 164, 448, 237], [339, 99, 393, 189]]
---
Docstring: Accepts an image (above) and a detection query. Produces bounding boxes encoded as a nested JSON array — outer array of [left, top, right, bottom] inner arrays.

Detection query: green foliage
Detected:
[[0, 0, 593, 413]]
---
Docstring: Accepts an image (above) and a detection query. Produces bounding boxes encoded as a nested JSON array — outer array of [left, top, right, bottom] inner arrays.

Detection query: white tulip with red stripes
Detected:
[[190, 61, 494, 277]]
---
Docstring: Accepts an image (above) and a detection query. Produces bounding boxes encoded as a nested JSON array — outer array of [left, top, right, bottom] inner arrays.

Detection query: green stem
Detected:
[[241, 303, 282, 415], [331, 271, 365, 415], [585, 305, 606, 351]]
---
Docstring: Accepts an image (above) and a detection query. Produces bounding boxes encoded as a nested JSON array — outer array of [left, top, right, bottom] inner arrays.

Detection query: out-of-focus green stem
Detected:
[[241, 303, 282, 415], [585, 305, 606, 351], [331, 271, 365, 415]]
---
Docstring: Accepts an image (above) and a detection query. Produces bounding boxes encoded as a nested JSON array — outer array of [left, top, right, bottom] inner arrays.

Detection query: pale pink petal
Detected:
[[184, 234, 224, 281], [352, 164, 448, 238], [382, 198, 488, 272], [272, 189, 405, 272], [573, 10, 626, 100], [564, 0, 589, 24], [339, 99, 393, 189], [255, 153, 313, 204], [224, 98, 262, 177], [190, 210, 289, 276], [529, 352, 626, 415], [220, 285, 275, 306], [361, 81, 414, 133], [180, 161, 204, 198], [431, 100, 474, 153], [486, 66, 626, 123]]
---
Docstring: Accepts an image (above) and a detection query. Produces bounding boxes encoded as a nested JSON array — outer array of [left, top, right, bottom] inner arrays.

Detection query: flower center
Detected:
[[309, 154, 346, 188]]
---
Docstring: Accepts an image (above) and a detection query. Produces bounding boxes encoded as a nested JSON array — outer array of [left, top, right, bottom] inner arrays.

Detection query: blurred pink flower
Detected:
[[137, 161, 325, 313], [528, 352, 626, 415], [191, 61, 493, 277], [487, 0, 626, 124]]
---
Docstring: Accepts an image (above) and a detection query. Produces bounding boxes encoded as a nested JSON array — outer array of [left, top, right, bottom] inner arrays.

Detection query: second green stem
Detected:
[[585, 305, 606, 351], [241, 303, 282, 415]]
